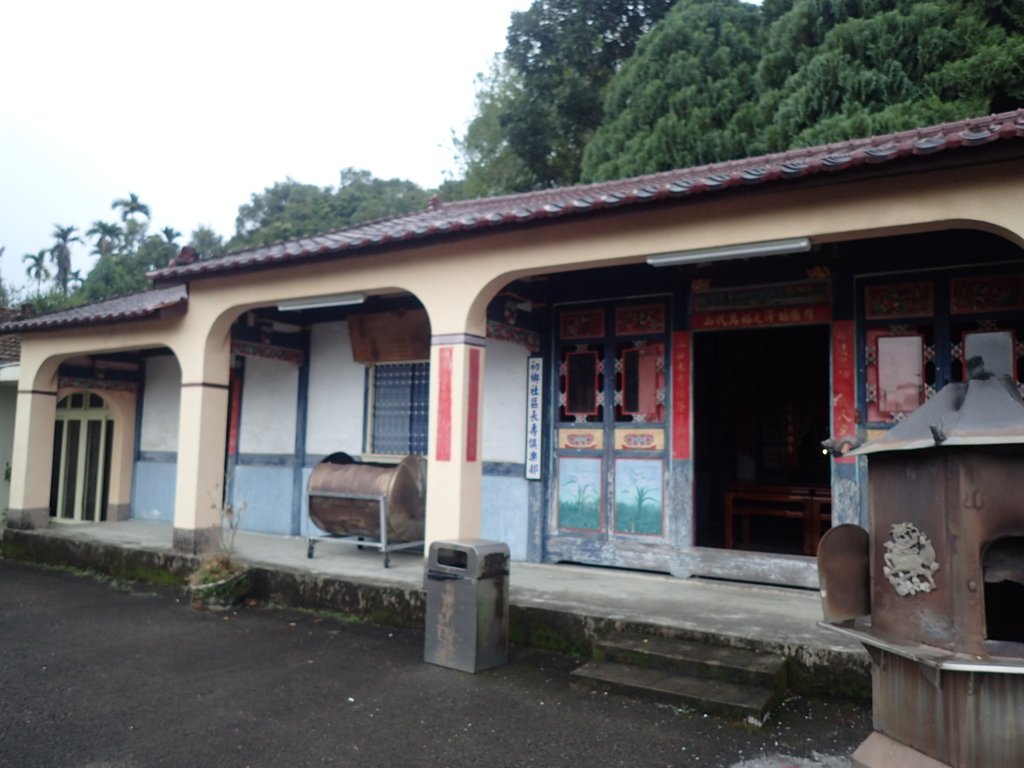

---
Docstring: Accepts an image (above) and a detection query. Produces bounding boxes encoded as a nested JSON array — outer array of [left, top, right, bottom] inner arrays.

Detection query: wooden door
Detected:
[[547, 301, 671, 565]]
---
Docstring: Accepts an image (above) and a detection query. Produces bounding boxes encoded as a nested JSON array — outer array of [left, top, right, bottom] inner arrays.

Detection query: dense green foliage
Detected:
[[229, 169, 430, 250], [581, 0, 1024, 180], [453, 0, 674, 195], [581, 0, 763, 180], [445, 60, 537, 200], [7, 168, 431, 310]]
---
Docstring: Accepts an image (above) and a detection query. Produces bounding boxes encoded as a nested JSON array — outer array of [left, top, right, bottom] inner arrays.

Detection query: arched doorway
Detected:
[[50, 392, 114, 522]]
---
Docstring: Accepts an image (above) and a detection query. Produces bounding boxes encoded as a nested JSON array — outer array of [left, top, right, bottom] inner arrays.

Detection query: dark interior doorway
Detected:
[[694, 325, 831, 554]]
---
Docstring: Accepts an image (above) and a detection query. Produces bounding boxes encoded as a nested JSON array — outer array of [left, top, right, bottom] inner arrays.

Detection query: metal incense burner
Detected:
[[818, 367, 1024, 767]]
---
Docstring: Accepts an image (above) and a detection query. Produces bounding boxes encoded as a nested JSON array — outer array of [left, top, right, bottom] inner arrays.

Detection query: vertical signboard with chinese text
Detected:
[[525, 357, 543, 479]]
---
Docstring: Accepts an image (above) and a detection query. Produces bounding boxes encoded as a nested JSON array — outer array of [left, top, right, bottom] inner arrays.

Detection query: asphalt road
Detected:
[[0, 560, 870, 768]]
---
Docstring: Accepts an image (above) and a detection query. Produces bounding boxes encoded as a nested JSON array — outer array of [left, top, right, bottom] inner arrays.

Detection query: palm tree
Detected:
[[50, 224, 82, 297], [112, 193, 150, 254], [86, 220, 123, 257], [161, 226, 181, 244], [111, 193, 150, 223], [68, 269, 85, 292], [23, 250, 51, 293]]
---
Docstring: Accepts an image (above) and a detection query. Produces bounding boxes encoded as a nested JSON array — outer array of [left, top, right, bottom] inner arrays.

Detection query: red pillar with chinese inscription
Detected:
[[672, 331, 692, 461], [831, 321, 858, 464]]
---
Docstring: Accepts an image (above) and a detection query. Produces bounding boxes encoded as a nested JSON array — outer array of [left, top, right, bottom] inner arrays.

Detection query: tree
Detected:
[[111, 192, 151, 223], [78, 253, 145, 302], [451, 0, 674, 194], [188, 226, 225, 261], [22, 250, 50, 293], [0, 246, 8, 308], [581, 0, 763, 181], [447, 60, 537, 200], [743, 0, 1024, 156], [334, 168, 430, 226], [86, 221, 123, 257], [112, 193, 151, 254], [77, 195, 190, 302], [579, 0, 1024, 180], [50, 225, 82, 297], [135, 235, 178, 273], [500, 0, 676, 188], [229, 170, 429, 250]]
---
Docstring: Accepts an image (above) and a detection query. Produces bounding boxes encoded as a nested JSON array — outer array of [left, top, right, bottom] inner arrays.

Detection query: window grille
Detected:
[[369, 361, 429, 455]]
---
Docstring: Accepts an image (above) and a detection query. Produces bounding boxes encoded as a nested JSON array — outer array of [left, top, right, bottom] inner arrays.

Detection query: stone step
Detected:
[[596, 632, 787, 691], [571, 659, 775, 725]]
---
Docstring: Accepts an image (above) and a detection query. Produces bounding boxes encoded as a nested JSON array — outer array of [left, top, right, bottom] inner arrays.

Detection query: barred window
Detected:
[[368, 361, 429, 455]]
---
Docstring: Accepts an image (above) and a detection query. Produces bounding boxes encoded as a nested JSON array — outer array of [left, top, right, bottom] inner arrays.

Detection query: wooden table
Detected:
[[724, 483, 831, 556]]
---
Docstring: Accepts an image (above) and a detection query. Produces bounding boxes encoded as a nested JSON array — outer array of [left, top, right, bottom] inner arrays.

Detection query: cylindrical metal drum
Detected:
[[307, 452, 426, 543]]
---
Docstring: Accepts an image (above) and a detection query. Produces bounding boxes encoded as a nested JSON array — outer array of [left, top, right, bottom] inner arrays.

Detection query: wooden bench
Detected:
[[724, 483, 831, 556]]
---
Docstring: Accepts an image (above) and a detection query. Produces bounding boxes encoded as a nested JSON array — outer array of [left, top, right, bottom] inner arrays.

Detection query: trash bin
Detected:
[[424, 539, 510, 673]]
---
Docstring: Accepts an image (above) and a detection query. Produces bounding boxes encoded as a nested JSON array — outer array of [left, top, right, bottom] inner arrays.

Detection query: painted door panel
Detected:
[[548, 301, 671, 565]]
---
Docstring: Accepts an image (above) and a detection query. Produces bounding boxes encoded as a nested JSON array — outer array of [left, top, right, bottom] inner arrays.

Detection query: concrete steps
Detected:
[[571, 633, 787, 725]]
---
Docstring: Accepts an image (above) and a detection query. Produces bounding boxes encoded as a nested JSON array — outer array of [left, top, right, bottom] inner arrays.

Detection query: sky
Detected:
[[0, 0, 532, 291]]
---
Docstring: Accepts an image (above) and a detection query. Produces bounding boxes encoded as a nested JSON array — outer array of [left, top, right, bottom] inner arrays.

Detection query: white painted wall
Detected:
[[306, 321, 365, 457], [482, 339, 528, 463], [140, 355, 181, 452], [238, 356, 299, 455]]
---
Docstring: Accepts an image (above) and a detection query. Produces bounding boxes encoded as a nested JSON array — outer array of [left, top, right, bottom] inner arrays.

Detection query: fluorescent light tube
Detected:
[[277, 293, 365, 311], [646, 237, 811, 267]]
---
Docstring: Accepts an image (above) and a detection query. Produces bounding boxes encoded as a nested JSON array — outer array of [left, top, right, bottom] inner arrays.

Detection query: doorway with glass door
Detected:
[[546, 300, 674, 570], [50, 393, 114, 522]]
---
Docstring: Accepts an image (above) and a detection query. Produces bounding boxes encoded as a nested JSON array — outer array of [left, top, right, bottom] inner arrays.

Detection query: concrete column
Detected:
[[170, 321, 232, 555], [103, 390, 137, 522], [171, 381, 230, 554], [7, 388, 58, 529], [424, 334, 486, 545]]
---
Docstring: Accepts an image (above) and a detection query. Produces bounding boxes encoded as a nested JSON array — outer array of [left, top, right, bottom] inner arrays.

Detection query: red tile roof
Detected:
[[2, 285, 187, 334], [151, 109, 1024, 283], [0, 308, 21, 362], [0, 334, 20, 364]]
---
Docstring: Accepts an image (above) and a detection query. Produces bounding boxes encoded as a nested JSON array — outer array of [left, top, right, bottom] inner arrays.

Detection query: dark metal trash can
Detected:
[[424, 539, 510, 673]]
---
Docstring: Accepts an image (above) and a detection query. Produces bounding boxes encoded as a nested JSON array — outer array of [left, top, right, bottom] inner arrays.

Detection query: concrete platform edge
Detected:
[[1, 528, 870, 700]]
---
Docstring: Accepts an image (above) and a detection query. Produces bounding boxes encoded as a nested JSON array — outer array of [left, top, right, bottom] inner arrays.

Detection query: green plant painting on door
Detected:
[[558, 457, 602, 530], [614, 458, 663, 535]]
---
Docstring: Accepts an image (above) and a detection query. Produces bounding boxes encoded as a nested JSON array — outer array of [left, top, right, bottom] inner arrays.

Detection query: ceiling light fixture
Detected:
[[277, 292, 366, 312], [646, 237, 812, 267]]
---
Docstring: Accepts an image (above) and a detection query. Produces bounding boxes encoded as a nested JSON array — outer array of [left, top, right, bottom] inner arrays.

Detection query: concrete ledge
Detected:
[[2, 528, 196, 587], [1, 526, 870, 700], [250, 566, 426, 628]]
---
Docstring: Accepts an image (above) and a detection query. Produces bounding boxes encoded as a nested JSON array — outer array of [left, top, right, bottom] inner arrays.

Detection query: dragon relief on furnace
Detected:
[[883, 522, 940, 596]]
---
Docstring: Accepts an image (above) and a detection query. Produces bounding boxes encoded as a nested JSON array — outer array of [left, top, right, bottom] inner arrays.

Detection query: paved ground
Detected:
[[0, 560, 870, 768]]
